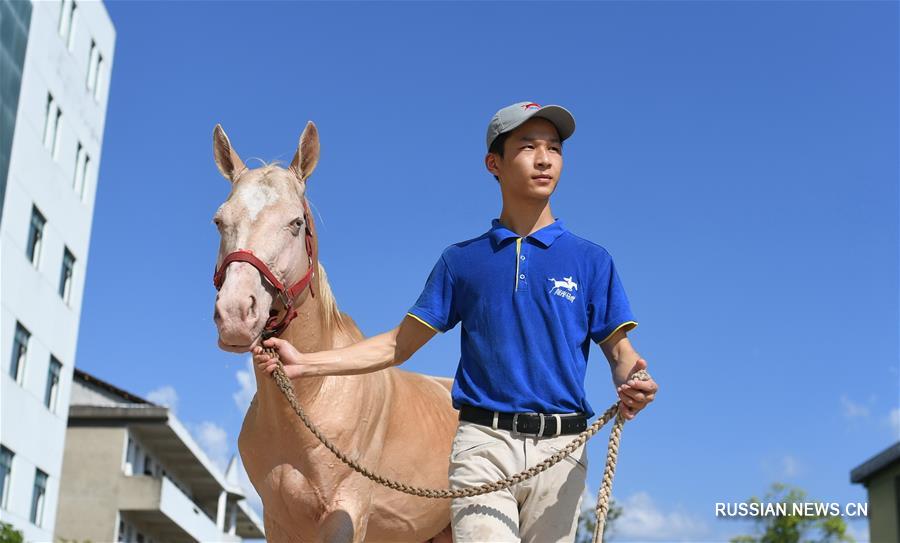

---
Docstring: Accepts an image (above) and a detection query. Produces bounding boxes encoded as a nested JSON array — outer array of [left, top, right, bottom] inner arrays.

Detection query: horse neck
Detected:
[[253, 289, 336, 413]]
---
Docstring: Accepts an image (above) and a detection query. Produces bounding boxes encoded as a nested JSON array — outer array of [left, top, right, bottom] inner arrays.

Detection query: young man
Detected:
[[253, 102, 658, 542]]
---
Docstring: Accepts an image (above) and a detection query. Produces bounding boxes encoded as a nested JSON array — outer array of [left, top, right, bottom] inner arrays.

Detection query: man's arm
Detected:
[[254, 314, 437, 378], [599, 329, 658, 420]]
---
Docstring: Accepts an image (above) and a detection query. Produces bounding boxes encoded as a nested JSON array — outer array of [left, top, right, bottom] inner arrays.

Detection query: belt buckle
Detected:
[[512, 412, 544, 437]]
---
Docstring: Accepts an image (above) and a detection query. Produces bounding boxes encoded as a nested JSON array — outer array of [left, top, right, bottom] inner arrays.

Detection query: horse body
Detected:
[[211, 123, 457, 541]]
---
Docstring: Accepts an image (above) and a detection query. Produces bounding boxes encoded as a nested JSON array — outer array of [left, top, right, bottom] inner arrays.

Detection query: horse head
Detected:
[[211, 122, 320, 353]]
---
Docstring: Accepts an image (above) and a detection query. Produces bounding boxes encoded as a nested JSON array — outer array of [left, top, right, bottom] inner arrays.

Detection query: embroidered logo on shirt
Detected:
[[548, 276, 578, 302]]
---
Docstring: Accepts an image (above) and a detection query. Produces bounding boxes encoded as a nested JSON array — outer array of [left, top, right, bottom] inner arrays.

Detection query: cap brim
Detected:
[[528, 105, 576, 141]]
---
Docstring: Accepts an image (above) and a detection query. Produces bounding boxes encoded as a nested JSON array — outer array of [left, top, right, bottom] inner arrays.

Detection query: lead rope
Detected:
[[264, 344, 650, 543]]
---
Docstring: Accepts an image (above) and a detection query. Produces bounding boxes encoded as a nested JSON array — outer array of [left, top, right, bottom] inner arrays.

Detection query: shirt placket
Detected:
[[514, 237, 529, 292]]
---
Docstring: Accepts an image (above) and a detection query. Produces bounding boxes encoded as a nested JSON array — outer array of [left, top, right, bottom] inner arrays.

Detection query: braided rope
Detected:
[[265, 345, 649, 542]]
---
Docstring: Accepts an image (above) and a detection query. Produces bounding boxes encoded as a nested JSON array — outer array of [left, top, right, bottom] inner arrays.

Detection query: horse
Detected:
[[210, 121, 457, 542]]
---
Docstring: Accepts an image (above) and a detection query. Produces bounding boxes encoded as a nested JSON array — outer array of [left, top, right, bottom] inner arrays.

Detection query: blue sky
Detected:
[[75, 2, 897, 541]]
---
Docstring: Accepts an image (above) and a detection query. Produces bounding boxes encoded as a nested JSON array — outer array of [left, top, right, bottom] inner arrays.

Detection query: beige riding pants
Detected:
[[449, 419, 588, 543]]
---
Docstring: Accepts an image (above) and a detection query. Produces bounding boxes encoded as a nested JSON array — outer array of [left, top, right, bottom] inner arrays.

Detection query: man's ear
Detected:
[[485, 152, 501, 178]]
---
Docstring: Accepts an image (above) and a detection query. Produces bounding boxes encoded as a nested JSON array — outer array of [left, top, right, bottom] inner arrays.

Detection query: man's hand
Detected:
[[615, 357, 658, 420], [252, 338, 307, 378]]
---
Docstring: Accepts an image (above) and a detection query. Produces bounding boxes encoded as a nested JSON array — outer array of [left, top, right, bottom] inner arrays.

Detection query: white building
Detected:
[[0, 0, 115, 540], [55, 369, 264, 542]]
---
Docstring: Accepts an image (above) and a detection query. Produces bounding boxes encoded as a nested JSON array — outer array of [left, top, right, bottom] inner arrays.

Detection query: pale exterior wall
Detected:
[[54, 426, 124, 543], [862, 462, 900, 543], [0, 0, 115, 540]]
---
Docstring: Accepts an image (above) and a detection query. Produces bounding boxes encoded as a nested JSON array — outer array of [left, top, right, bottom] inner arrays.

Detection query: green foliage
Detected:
[[728, 483, 855, 543], [0, 522, 24, 543], [575, 497, 622, 543]]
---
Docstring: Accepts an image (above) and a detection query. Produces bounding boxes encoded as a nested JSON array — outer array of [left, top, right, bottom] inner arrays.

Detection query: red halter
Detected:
[[213, 198, 319, 339]]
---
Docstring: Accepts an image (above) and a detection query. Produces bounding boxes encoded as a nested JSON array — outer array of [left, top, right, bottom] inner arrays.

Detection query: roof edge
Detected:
[[850, 441, 900, 484]]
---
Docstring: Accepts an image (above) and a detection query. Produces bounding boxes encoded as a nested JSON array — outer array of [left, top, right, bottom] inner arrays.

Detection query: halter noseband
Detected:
[[212, 198, 319, 339]]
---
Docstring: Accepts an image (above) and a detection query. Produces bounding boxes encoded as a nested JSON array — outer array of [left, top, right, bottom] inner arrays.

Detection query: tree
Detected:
[[575, 496, 622, 543], [728, 482, 854, 543], [0, 522, 24, 543]]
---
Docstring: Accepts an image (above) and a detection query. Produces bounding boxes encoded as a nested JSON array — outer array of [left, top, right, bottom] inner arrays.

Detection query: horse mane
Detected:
[[312, 261, 360, 343]]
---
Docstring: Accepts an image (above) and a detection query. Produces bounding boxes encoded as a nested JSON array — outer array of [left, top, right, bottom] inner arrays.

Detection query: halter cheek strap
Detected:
[[212, 198, 319, 338]]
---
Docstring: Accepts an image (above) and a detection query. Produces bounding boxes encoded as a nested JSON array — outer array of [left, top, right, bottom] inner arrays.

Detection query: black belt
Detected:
[[459, 405, 588, 437]]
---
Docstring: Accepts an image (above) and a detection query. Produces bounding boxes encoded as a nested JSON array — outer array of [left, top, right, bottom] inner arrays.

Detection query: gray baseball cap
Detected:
[[486, 101, 576, 151]]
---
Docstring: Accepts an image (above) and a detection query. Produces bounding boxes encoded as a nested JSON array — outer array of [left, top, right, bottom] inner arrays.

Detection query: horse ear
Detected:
[[213, 124, 247, 182], [290, 121, 319, 182]]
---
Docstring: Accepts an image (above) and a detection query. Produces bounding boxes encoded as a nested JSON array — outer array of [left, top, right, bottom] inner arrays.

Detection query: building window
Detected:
[[27, 205, 46, 267], [86, 40, 103, 100], [93, 56, 104, 101], [42, 94, 53, 147], [10, 322, 30, 385], [58, 0, 77, 48], [30, 468, 47, 525], [59, 247, 75, 303], [0, 446, 13, 510], [124, 436, 136, 475], [73, 143, 89, 199], [44, 357, 62, 411], [42, 93, 62, 158]]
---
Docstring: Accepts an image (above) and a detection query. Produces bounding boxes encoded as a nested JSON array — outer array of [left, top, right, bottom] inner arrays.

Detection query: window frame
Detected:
[[45, 356, 62, 412], [59, 247, 76, 303], [30, 468, 47, 526], [27, 205, 46, 268], [10, 322, 30, 385], [0, 446, 13, 510]]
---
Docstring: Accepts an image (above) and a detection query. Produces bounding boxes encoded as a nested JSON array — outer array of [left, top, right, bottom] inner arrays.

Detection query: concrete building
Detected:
[[55, 369, 264, 542], [850, 441, 899, 543], [0, 0, 115, 540]]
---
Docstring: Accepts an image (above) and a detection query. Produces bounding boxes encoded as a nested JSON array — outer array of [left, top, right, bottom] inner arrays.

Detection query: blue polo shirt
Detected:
[[407, 218, 638, 418]]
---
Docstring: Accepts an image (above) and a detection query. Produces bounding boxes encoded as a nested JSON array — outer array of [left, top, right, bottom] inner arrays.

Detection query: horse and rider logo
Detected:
[[548, 276, 577, 302]]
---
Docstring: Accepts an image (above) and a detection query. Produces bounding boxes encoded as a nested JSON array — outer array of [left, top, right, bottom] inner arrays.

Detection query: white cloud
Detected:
[[234, 356, 256, 412], [610, 491, 709, 541], [147, 385, 178, 413], [193, 421, 230, 472], [781, 454, 800, 478], [888, 407, 900, 439], [840, 394, 869, 419]]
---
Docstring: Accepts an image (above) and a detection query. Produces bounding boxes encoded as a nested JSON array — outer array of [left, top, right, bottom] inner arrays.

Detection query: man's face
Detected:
[[487, 117, 563, 201]]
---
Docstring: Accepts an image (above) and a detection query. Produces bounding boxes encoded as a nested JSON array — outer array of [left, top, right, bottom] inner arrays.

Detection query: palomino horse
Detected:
[[210, 122, 457, 542]]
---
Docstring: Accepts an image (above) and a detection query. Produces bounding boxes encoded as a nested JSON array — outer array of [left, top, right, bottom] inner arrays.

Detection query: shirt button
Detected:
[[520, 256, 525, 261], [519, 274, 525, 279]]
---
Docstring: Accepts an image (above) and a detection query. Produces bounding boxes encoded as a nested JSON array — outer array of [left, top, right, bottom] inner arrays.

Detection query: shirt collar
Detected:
[[488, 218, 567, 248]]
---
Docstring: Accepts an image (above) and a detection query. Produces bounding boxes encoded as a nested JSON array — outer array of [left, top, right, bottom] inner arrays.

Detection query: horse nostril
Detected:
[[214, 307, 222, 322], [248, 295, 257, 319]]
